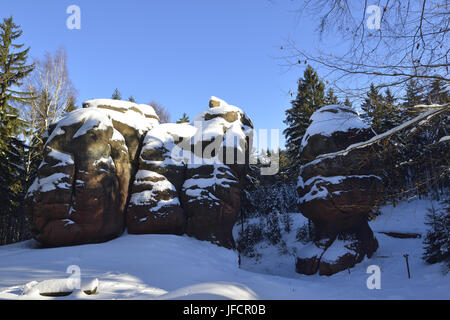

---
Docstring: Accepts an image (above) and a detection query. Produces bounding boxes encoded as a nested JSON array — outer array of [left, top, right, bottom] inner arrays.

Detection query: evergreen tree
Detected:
[[283, 65, 325, 170], [404, 79, 423, 107], [423, 200, 450, 267], [127, 95, 135, 103], [360, 84, 400, 133], [0, 17, 34, 218], [361, 83, 383, 129], [111, 88, 121, 100], [344, 96, 352, 108], [176, 112, 190, 124], [381, 88, 401, 130], [426, 79, 449, 105], [324, 88, 339, 105]]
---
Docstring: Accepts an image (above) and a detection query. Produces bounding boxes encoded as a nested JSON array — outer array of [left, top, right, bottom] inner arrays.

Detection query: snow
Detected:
[[27, 173, 71, 194], [47, 108, 113, 144], [84, 99, 159, 134], [0, 198, 448, 300], [47, 148, 74, 167], [371, 199, 441, 235], [320, 239, 353, 263], [111, 128, 125, 142], [298, 175, 383, 203], [130, 170, 179, 208], [141, 123, 197, 167], [315, 106, 448, 161], [301, 104, 369, 148]]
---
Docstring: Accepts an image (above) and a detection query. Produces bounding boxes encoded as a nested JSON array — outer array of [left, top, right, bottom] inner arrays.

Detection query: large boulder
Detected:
[[27, 100, 159, 246], [127, 97, 254, 248], [296, 105, 383, 276], [28, 96, 254, 249], [126, 123, 195, 235], [180, 97, 253, 248]]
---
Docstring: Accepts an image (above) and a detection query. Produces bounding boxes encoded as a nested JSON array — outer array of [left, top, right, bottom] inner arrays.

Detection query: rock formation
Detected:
[[127, 97, 253, 248], [296, 105, 384, 276], [26, 97, 253, 249]]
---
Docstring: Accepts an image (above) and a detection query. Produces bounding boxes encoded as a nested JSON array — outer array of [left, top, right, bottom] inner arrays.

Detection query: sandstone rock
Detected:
[[296, 104, 383, 275], [27, 97, 253, 249], [178, 97, 253, 248], [28, 100, 159, 246], [127, 123, 195, 235]]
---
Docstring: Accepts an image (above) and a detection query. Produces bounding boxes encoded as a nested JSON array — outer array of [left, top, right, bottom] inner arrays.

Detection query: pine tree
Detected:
[[127, 96, 135, 103], [426, 79, 449, 105], [111, 88, 121, 100], [360, 84, 400, 133], [404, 79, 423, 106], [176, 112, 190, 124], [0, 17, 34, 218], [283, 65, 325, 170], [400, 79, 424, 122], [381, 88, 401, 130], [423, 200, 450, 267], [344, 96, 352, 108], [324, 88, 339, 105]]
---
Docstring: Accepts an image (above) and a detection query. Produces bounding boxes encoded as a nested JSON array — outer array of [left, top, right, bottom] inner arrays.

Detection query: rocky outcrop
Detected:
[[296, 105, 383, 276], [27, 97, 253, 249], [127, 97, 253, 248], [181, 97, 253, 248], [126, 123, 194, 235]]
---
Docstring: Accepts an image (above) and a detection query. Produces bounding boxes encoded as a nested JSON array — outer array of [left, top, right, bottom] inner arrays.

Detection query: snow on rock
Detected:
[[296, 104, 383, 276], [46, 108, 112, 144], [25, 102, 133, 247], [83, 99, 159, 134], [47, 148, 74, 167], [301, 104, 370, 150], [127, 96, 253, 248], [27, 96, 253, 250], [27, 173, 72, 195]]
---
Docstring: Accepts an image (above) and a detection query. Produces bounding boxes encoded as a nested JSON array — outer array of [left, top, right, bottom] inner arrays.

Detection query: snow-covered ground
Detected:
[[0, 199, 448, 300]]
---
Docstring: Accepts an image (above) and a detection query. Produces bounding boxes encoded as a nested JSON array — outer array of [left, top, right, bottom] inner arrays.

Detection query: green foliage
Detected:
[[283, 65, 325, 171], [425, 79, 449, 105], [111, 88, 121, 100], [0, 16, 34, 218], [423, 200, 450, 267], [176, 112, 190, 124], [127, 95, 135, 103], [324, 88, 339, 105], [361, 84, 401, 133]]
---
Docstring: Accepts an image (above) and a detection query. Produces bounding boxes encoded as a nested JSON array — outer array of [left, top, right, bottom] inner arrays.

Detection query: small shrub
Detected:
[[296, 221, 315, 244]]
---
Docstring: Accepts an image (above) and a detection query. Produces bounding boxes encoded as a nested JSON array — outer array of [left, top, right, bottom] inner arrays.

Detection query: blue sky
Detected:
[[2, 0, 337, 149]]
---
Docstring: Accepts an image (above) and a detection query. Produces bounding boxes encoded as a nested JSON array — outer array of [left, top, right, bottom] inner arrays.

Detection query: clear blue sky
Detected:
[[2, 0, 333, 149]]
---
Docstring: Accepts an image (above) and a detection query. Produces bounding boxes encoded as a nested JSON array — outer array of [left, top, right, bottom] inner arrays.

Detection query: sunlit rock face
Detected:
[[127, 97, 254, 248], [27, 97, 253, 249], [296, 105, 384, 276], [26, 101, 159, 247]]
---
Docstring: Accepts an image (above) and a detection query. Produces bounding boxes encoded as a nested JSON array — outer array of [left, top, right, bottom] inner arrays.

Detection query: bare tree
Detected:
[[22, 47, 77, 135], [285, 0, 449, 98], [149, 100, 171, 123], [20, 47, 77, 181]]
